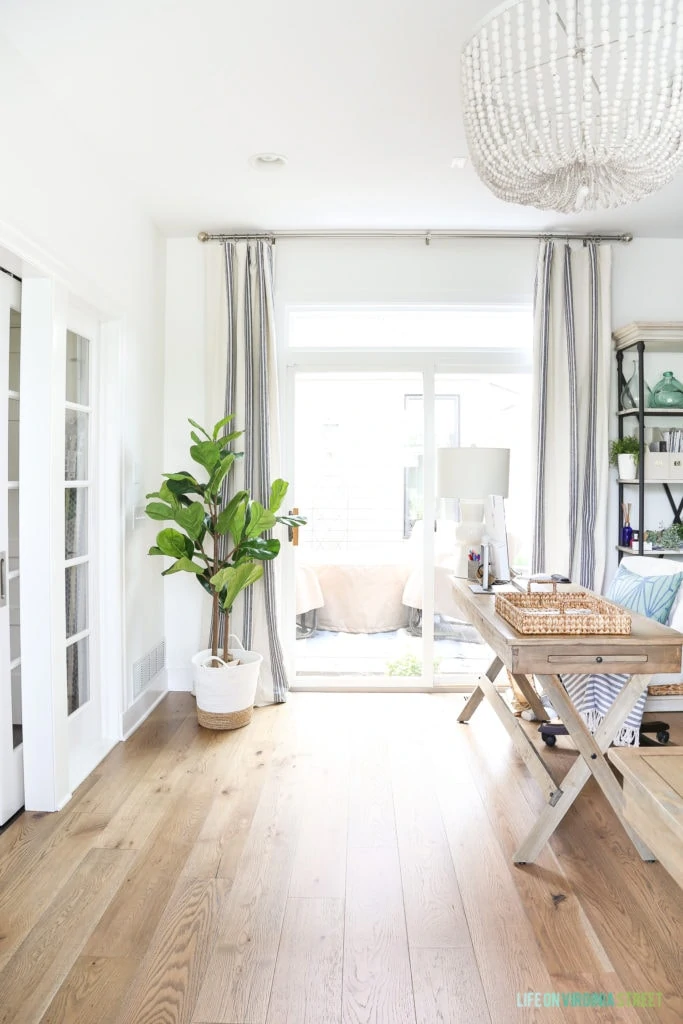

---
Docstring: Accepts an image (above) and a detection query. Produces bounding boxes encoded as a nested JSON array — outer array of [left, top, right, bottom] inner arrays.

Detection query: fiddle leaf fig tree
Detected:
[[146, 417, 306, 666]]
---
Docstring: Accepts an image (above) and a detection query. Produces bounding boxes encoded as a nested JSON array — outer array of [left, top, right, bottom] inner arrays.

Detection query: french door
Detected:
[[64, 311, 103, 790], [0, 273, 23, 823]]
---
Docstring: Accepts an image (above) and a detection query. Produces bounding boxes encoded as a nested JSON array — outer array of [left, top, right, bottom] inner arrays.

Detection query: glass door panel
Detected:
[[0, 278, 23, 823], [293, 371, 426, 687], [433, 371, 532, 688], [65, 321, 102, 790]]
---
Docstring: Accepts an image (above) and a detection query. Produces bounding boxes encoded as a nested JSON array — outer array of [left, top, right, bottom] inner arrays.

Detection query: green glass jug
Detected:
[[649, 371, 683, 408]]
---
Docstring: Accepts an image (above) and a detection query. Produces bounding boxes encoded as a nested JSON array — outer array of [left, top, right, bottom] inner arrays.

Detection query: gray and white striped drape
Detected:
[[531, 240, 611, 591], [207, 239, 288, 704]]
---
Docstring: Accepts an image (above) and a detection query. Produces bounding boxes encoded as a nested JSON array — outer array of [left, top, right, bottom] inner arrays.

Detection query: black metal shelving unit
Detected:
[[616, 336, 683, 561]]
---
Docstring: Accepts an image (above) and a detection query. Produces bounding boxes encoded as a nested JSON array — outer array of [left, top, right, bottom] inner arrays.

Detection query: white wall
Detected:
[[0, 31, 167, 735]]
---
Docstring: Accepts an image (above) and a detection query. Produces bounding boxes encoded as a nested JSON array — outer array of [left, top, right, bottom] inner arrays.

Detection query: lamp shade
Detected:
[[437, 446, 510, 500]]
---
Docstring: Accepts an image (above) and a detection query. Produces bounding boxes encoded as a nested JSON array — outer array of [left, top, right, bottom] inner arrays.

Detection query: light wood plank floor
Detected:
[[0, 692, 681, 1024]]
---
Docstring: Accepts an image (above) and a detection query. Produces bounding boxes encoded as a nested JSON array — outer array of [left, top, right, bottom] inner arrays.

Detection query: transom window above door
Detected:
[[287, 306, 532, 349]]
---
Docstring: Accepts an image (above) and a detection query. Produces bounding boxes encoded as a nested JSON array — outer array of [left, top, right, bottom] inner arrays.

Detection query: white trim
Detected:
[[64, 554, 89, 569], [65, 400, 92, 414], [645, 694, 683, 712], [421, 368, 436, 688], [65, 627, 90, 649], [64, 480, 90, 489], [121, 681, 169, 739], [20, 276, 70, 812], [7, 482, 18, 490], [98, 319, 125, 741]]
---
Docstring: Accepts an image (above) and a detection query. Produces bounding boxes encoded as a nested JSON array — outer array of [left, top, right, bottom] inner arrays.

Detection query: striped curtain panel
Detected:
[[205, 239, 289, 704], [531, 240, 612, 591]]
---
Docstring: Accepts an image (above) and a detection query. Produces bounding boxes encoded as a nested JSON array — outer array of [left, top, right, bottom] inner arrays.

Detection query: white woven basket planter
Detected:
[[191, 636, 262, 730]]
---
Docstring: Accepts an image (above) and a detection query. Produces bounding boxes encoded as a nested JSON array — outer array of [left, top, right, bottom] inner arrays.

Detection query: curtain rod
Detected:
[[197, 228, 633, 244]]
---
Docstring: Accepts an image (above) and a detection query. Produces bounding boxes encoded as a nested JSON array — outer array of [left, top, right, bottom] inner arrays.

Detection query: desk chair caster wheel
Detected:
[[538, 722, 566, 747], [657, 730, 670, 744]]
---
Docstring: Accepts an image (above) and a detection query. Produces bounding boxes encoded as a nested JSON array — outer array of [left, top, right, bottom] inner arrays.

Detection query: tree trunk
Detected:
[[222, 609, 232, 662], [211, 591, 220, 665]]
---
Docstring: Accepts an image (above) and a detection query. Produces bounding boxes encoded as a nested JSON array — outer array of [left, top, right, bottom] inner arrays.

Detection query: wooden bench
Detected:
[[608, 747, 683, 889]]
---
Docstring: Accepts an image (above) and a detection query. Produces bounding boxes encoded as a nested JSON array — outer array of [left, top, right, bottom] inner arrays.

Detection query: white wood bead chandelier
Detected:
[[462, 0, 683, 212]]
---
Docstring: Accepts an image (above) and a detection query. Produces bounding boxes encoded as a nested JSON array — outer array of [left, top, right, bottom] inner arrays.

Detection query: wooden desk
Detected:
[[452, 579, 683, 865], [608, 747, 683, 889]]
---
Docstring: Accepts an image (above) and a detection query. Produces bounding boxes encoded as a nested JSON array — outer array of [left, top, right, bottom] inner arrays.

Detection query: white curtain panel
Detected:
[[205, 240, 288, 704], [532, 241, 612, 591]]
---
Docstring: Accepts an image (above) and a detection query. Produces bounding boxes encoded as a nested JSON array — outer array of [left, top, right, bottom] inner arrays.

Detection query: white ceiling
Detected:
[[3, 0, 683, 237]]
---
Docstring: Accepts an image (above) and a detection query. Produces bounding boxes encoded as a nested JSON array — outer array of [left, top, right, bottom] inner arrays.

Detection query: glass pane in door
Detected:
[[66, 331, 89, 404], [66, 637, 89, 715], [433, 372, 532, 687], [65, 410, 88, 480], [11, 666, 21, 748], [65, 488, 88, 559], [294, 371, 425, 685], [65, 563, 88, 639]]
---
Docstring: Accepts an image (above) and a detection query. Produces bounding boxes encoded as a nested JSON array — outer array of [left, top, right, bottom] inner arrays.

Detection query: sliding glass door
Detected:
[[292, 370, 429, 687], [282, 306, 532, 692]]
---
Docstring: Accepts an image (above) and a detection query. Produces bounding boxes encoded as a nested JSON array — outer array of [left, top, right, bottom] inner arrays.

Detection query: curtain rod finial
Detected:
[[197, 231, 210, 243]]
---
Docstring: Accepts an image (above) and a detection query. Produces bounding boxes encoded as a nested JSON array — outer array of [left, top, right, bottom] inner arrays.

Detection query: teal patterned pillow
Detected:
[[606, 564, 683, 624]]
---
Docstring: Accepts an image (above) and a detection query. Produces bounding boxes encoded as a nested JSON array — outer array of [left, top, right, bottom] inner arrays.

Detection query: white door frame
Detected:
[[0, 272, 23, 823], [281, 345, 531, 691]]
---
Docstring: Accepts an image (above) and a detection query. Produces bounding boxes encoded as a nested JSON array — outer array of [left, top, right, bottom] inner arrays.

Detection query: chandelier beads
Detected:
[[462, 0, 683, 212]]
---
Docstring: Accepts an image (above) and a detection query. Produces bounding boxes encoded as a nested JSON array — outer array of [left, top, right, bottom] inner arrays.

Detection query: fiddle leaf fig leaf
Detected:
[[190, 441, 222, 473], [211, 563, 264, 612], [206, 454, 235, 498], [162, 557, 205, 576], [237, 537, 281, 560], [269, 478, 289, 513], [212, 415, 234, 439], [245, 501, 277, 538], [145, 501, 175, 521], [188, 418, 211, 440], [175, 501, 205, 540], [216, 491, 248, 535], [155, 528, 194, 559]]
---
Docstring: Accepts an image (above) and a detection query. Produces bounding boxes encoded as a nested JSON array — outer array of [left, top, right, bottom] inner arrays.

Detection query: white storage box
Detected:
[[644, 450, 669, 481]]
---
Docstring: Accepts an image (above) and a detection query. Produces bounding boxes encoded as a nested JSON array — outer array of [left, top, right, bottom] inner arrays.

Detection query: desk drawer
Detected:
[[511, 644, 682, 676]]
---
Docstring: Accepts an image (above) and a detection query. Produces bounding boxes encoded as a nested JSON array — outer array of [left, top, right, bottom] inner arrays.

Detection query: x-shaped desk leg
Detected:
[[458, 657, 562, 807], [513, 673, 654, 865]]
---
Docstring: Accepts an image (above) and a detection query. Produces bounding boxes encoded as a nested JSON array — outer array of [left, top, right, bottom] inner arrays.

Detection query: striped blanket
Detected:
[[562, 674, 647, 747]]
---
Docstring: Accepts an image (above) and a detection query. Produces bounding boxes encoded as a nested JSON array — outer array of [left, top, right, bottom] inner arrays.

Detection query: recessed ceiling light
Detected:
[[249, 152, 287, 170], [450, 157, 468, 170]]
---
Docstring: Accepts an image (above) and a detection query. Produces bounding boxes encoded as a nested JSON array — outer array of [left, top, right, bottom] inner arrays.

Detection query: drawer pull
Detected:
[[546, 655, 648, 665]]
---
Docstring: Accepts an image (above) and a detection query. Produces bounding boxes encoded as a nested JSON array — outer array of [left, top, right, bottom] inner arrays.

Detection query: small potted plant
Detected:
[[145, 417, 305, 729], [609, 435, 640, 481]]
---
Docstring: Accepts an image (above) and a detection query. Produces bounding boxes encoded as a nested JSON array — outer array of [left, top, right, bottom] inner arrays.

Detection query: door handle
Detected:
[[0, 552, 6, 607], [288, 508, 300, 547]]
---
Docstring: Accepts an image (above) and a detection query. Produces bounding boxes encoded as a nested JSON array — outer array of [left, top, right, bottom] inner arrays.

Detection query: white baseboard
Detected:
[[644, 695, 683, 713], [121, 681, 168, 739]]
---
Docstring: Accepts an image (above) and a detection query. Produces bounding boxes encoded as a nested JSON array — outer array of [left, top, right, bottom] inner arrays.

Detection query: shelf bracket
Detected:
[[663, 483, 683, 524]]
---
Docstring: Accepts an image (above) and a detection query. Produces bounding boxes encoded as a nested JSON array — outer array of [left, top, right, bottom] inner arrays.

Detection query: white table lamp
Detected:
[[437, 446, 510, 579]]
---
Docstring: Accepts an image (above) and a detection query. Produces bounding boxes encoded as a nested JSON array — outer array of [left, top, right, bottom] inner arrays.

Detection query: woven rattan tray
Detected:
[[495, 580, 632, 636]]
